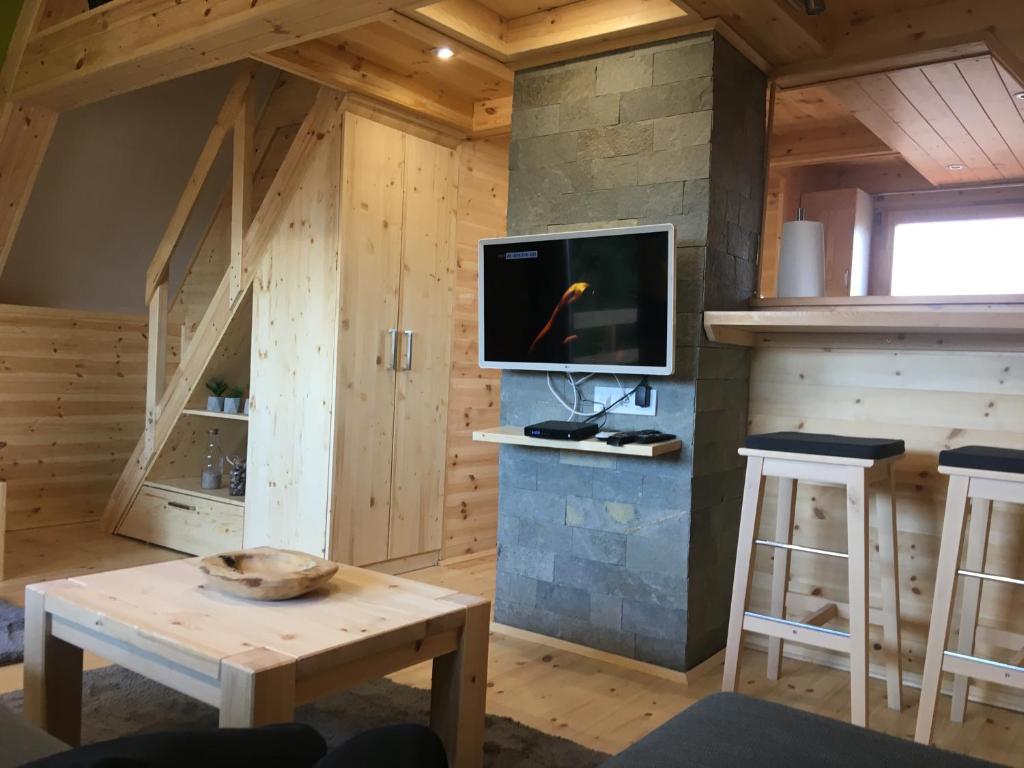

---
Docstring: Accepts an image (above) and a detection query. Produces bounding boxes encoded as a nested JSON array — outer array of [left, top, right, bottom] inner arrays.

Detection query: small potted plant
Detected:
[[223, 386, 245, 415], [206, 378, 228, 412]]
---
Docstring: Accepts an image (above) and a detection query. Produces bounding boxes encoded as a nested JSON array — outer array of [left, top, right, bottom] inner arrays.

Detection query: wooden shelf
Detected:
[[182, 409, 248, 422], [145, 477, 245, 507], [705, 304, 1024, 347], [473, 426, 682, 457]]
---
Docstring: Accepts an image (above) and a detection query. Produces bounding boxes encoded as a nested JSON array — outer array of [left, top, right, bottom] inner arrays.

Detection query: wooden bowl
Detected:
[[199, 547, 339, 601]]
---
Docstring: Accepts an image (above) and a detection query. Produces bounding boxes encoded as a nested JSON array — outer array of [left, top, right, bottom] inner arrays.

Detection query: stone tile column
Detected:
[[496, 32, 765, 671]]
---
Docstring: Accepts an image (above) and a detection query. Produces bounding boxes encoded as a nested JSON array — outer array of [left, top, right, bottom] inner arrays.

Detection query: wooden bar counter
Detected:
[[706, 297, 1024, 714]]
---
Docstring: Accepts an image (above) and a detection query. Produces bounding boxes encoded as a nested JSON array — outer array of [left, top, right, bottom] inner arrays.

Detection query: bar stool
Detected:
[[915, 446, 1024, 745], [722, 431, 906, 728]]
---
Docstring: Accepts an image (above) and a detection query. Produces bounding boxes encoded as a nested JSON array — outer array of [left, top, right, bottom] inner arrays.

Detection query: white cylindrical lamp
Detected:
[[776, 208, 825, 298]]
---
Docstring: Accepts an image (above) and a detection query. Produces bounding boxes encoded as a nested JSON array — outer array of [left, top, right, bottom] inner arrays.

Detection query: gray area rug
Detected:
[[1, 665, 610, 767], [0, 600, 24, 666]]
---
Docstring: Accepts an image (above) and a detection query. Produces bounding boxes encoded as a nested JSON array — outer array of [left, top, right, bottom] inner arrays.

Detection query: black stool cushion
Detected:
[[745, 431, 905, 460], [939, 445, 1024, 474]]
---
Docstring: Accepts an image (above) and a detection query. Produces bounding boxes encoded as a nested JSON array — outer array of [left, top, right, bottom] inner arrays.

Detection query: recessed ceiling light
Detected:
[[947, 163, 966, 170], [1014, 91, 1024, 101], [435, 46, 455, 61]]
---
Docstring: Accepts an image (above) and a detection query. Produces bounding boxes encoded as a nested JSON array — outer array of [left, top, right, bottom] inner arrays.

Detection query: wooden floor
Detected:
[[1, 522, 1022, 765]]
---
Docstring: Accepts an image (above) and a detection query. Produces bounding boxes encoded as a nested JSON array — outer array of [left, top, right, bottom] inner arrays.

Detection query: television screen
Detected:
[[478, 224, 674, 375]]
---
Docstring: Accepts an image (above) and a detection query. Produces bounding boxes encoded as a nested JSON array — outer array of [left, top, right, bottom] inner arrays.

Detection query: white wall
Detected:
[[0, 65, 240, 314]]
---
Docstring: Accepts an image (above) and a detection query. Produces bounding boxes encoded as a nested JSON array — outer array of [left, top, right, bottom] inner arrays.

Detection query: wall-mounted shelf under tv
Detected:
[[182, 409, 249, 422], [473, 426, 682, 458]]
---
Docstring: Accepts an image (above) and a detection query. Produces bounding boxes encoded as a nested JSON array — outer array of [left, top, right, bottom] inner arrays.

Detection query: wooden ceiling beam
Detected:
[[409, 0, 691, 64], [12, 0, 435, 111], [771, 124, 898, 169], [504, 0, 688, 57], [0, 0, 89, 280], [673, 0, 829, 65], [411, 0, 508, 61], [773, 0, 1022, 89], [255, 40, 476, 133]]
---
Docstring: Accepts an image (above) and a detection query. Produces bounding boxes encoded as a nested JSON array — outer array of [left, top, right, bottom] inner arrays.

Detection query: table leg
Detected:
[[431, 596, 490, 768], [22, 588, 83, 746], [219, 649, 296, 728]]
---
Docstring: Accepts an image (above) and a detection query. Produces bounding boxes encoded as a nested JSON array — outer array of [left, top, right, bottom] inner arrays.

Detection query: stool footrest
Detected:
[[743, 611, 851, 653], [957, 568, 1024, 587], [755, 539, 849, 559], [943, 650, 1024, 688]]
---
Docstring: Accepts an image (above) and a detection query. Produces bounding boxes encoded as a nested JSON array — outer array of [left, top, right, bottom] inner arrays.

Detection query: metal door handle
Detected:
[[386, 328, 398, 370], [403, 330, 414, 371], [167, 501, 196, 511]]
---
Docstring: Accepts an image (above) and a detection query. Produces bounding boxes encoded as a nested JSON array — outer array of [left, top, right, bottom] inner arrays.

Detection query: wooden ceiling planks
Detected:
[[771, 85, 897, 168], [822, 55, 1024, 186], [326, 17, 512, 106]]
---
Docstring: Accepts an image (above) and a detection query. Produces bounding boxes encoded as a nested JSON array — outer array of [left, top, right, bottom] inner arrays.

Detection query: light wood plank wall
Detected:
[[748, 342, 1024, 710], [0, 304, 178, 532], [441, 136, 507, 561]]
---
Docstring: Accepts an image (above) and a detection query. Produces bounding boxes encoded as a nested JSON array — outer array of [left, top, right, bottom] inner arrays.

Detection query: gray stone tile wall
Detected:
[[496, 32, 765, 671]]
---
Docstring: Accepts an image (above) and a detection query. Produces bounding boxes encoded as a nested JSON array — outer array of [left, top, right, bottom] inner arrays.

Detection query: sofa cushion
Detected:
[[601, 693, 998, 768], [0, 704, 68, 768]]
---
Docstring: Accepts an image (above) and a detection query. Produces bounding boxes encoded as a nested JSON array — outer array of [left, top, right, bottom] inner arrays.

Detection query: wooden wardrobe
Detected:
[[245, 106, 458, 570]]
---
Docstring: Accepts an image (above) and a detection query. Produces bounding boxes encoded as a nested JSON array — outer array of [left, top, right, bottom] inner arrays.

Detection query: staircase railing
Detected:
[[102, 87, 343, 533]]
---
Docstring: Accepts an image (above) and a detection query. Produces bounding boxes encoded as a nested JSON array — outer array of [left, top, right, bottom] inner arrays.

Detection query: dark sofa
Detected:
[[4, 693, 1002, 768], [603, 693, 999, 767]]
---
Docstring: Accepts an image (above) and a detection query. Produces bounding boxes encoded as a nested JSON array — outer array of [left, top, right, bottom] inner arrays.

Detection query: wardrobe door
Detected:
[[331, 114, 406, 566], [387, 134, 458, 560]]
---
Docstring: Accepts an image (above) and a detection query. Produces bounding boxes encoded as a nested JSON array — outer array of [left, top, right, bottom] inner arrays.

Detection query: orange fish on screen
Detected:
[[529, 282, 590, 354]]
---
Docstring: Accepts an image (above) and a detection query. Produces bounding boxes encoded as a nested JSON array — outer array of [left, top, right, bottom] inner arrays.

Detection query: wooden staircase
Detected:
[[101, 77, 344, 550]]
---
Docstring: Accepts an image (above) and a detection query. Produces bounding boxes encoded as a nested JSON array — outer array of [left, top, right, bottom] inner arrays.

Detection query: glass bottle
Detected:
[[201, 428, 224, 490]]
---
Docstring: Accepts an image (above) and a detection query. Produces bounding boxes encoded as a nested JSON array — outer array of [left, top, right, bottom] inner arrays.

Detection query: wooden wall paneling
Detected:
[[441, 136, 507, 560], [329, 114, 406, 566], [245, 104, 344, 558], [747, 344, 1024, 711], [0, 304, 178, 532], [388, 134, 459, 561]]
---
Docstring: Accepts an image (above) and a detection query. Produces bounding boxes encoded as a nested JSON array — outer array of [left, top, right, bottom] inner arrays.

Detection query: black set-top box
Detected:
[[524, 420, 600, 441]]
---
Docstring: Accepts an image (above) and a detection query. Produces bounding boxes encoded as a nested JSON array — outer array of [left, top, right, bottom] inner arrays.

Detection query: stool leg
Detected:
[[876, 463, 903, 711], [950, 497, 992, 724], [846, 468, 870, 728], [915, 474, 970, 745], [723, 457, 766, 693], [767, 478, 797, 681]]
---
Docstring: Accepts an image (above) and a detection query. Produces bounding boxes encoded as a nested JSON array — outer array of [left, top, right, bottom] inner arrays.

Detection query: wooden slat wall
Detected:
[[441, 136, 507, 561], [0, 303, 178, 532], [748, 343, 1024, 710]]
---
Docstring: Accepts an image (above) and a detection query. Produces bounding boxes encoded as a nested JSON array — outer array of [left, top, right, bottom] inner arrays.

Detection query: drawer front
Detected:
[[119, 485, 243, 555]]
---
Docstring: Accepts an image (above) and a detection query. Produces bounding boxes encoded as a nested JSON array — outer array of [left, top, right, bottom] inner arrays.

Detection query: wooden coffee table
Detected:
[[22, 558, 490, 767]]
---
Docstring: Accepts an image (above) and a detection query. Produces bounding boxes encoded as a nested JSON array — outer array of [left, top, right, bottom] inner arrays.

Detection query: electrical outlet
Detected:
[[592, 385, 657, 417]]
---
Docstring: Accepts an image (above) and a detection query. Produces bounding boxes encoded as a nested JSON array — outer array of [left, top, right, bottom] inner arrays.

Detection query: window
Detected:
[[890, 216, 1024, 296]]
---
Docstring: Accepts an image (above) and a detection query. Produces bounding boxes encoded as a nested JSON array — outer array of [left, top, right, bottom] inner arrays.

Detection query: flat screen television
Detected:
[[478, 224, 675, 375]]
